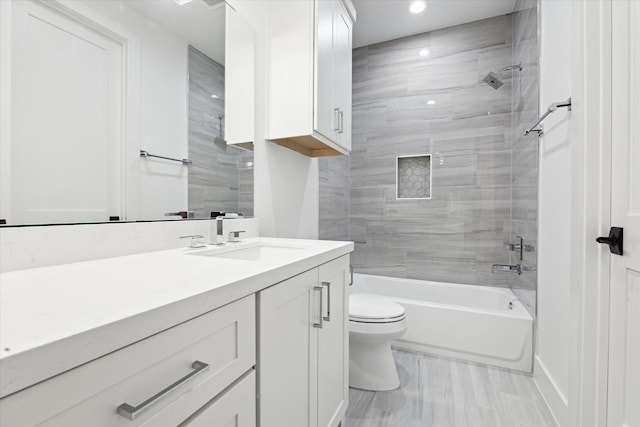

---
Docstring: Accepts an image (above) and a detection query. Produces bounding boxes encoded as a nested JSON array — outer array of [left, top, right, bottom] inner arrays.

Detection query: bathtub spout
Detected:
[[492, 264, 522, 275], [492, 264, 537, 275]]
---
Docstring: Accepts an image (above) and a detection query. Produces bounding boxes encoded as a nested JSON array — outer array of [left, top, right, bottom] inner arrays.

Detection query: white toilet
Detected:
[[349, 294, 408, 391]]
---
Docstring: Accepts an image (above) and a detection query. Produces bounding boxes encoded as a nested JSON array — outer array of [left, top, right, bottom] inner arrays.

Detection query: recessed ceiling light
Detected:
[[427, 100, 436, 105], [409, 1, 426, 14], [174, 0, 193, 5], [211, 94, 219, 99], [419, 49, 430, 57]]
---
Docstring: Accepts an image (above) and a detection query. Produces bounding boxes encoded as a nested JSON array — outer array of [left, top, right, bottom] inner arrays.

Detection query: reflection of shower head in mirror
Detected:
[[214, 113, 225, 146]]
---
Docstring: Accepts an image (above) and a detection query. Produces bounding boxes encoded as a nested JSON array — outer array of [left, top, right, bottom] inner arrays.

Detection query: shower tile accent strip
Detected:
[[396, 155, 431, 199]]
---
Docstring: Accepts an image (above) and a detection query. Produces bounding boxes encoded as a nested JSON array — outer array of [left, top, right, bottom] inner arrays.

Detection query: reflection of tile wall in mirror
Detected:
[[188, 46, 254, 219], [397, 155, 431, 199]]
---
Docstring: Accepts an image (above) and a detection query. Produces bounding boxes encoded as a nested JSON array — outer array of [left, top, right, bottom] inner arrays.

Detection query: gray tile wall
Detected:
[[320, 13, 539, 297], [319, 155, 350, 241], [349, 16, 513, 287], [188, 46, 254, 218], [509, 0, 539, 316]]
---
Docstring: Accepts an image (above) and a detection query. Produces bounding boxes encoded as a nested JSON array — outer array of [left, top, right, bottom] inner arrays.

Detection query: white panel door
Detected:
[[258, 269, 319, 427], [9, 0, 123, 224], [608, 1, 640, 426], [317, 256, 348, 427]]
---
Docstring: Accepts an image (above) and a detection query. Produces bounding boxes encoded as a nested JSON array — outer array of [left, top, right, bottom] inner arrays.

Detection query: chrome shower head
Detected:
[[482, 71, 504, 90], [482, 63, 523, 90]]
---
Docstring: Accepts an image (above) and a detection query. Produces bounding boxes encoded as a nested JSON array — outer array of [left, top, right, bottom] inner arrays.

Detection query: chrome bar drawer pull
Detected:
[[333, 108, 341, 132], [322, 281, 331, 322], [117, 360, 209, 420], [313, 286, 323, 328]]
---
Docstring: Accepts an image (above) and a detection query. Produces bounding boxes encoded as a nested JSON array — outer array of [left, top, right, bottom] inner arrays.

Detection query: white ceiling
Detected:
[[352, 0, 517, 48], [128, 0, 225, 64]]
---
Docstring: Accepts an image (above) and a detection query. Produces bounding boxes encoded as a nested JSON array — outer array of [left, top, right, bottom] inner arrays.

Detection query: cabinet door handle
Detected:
[[322, 281, 331, 321], [313, 286, 323, 328], [338, 110, 344, 134], [333, 108, 341, 132], [117, 360, 209, 420]]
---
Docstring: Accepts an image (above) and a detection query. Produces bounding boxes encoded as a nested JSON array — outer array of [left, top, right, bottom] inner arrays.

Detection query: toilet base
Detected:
[[349, 341, 400, 391]]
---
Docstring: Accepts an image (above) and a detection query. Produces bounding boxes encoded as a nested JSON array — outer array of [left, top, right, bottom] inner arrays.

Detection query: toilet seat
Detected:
[[349, 294, 406, 324]]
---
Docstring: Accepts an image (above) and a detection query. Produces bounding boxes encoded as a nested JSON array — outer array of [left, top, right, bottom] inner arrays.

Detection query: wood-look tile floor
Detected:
[[346, 350, 557, 427]]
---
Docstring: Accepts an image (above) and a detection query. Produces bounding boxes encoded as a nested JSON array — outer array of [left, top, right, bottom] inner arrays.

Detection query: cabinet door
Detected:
[[315, 0, 335, 141], [258, 269, 319, 427], [332, 1, 352, 151], [317, 256, 349, 427], [180, 371, 255, 427], [225, 5, 255, 146]]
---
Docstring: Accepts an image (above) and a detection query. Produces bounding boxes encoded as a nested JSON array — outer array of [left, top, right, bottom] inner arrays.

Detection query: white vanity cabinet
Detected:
[[0, 238, 354, 427], [0, 295, 256, 427], [267, 0, 355, 157], [258, 255, 349, 427]]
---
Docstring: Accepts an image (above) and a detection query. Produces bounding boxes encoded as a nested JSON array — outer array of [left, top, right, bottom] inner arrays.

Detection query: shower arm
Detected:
[[499, 63, 523, 75], [524, 98, 572, 136]]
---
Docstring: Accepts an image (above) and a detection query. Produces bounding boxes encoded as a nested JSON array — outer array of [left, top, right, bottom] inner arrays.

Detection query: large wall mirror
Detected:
[[0, 0, 254, 226]]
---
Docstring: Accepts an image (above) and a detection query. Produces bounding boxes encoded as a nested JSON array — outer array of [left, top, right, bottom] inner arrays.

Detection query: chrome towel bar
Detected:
[[140, 150, 192, 165], [524, 97, 572, 136]]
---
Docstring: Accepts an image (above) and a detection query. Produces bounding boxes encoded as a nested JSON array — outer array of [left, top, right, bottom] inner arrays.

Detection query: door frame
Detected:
[[568, 0, 613, 426], [0, 0, 141, 222]]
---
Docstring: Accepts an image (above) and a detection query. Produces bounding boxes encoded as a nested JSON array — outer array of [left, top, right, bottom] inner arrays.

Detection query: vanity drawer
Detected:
[[180, 370, 255, 427], [0, 294, 255, 427]]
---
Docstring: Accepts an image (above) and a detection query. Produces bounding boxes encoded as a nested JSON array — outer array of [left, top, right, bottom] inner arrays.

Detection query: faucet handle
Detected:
[[180, 234, 206, 248], [228, 230, 246, 242]]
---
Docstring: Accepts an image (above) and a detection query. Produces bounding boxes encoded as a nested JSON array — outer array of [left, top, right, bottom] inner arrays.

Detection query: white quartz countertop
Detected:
[[0, 237, 353, 398]]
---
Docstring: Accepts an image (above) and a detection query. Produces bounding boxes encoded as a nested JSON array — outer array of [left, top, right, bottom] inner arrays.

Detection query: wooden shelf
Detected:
[[269, 135, 347, 157]]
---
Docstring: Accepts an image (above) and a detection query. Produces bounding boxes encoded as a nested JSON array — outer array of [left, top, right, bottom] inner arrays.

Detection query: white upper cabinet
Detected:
[[267, 0, 355, 157], [225, 5, 255, 150]]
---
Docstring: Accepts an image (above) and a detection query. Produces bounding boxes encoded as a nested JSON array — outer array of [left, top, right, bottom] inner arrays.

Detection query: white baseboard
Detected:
[[533, 355, 568, 427]]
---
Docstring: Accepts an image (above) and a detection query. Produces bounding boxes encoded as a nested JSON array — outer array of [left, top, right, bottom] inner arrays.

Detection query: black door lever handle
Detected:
[[596, 227, 623, 255]]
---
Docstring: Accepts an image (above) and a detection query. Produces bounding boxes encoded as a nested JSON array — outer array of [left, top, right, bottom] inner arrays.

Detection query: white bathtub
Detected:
[[351, 273, 533, 372]]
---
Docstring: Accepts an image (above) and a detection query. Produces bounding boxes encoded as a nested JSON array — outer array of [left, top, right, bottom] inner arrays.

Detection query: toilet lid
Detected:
[[349, 294, 405, 321]]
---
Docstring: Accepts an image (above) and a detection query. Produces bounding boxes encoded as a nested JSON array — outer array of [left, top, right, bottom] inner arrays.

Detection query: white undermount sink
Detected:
[[189, 243, 307, 261]]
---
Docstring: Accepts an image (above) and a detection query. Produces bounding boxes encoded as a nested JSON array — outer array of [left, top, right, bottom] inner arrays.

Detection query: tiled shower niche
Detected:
[[396, 155, 431, 200]]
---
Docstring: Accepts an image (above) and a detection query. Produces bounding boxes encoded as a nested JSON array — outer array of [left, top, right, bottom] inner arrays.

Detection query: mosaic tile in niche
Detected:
[[397, 155, 431, 199]]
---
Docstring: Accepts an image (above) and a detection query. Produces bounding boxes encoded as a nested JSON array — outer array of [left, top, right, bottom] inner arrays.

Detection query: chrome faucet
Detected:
[[180, 234, 206, 248], [491, 264, 537, 275], [211, 217, 225, 246]]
